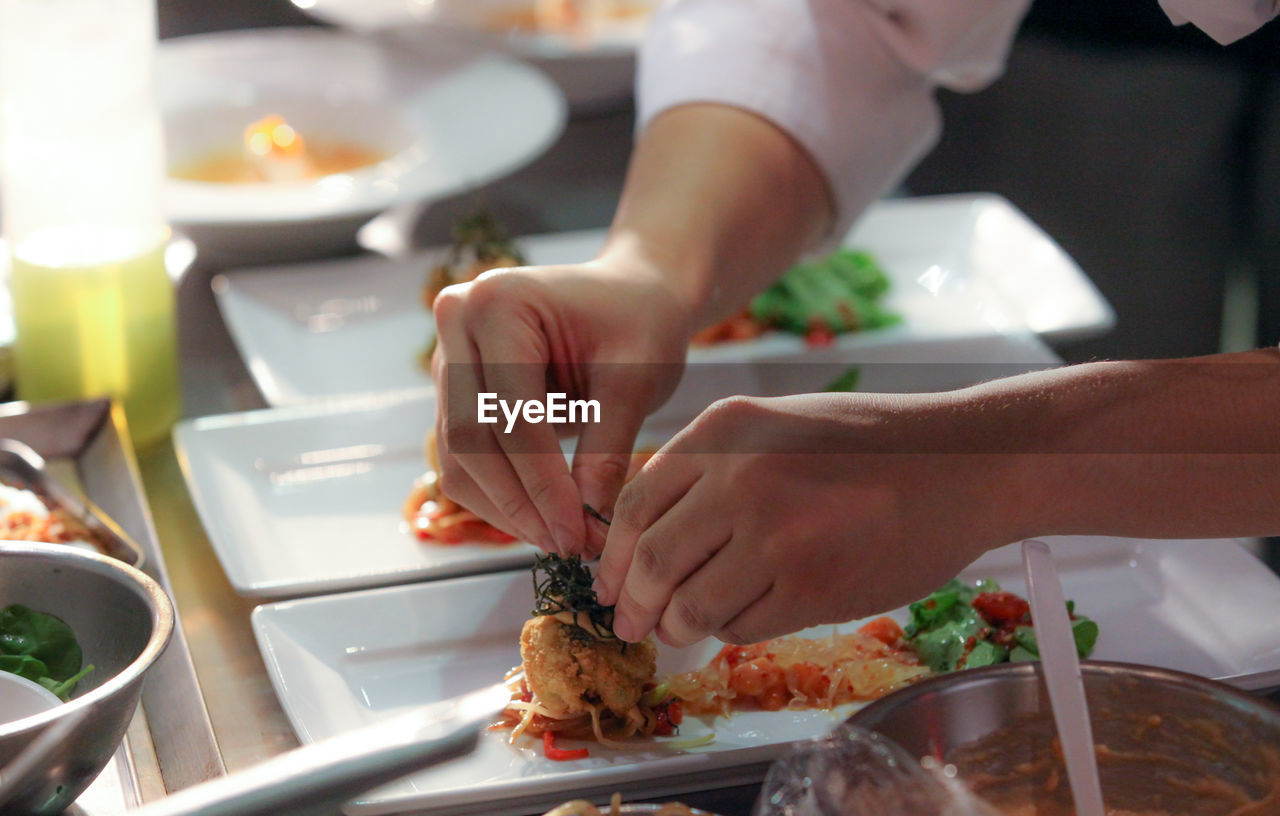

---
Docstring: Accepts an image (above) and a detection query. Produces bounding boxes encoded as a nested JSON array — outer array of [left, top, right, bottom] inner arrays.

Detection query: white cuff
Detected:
[[637, 0, 1028, 250]]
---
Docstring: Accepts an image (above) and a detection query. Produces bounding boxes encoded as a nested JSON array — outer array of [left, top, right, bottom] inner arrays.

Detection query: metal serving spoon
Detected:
[[127, 682, 509, 816]]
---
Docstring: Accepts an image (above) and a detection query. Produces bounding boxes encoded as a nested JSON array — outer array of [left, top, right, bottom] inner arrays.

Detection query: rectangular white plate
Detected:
[[173, 338, 1060, 599], [174, 390, 535, 598], [214, 193, 1112, 406], [251, 536, 1280, 816]]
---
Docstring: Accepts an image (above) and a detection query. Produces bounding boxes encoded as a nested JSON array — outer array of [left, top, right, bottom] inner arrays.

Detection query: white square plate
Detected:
[[213, 193, 1112, 407], [173, 338, 1060, 599], [174, 390, 535, 599], [251, 536, 1280, 816]]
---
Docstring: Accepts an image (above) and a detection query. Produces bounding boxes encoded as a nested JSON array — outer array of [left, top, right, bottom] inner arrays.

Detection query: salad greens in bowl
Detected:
[[0, 603, 95, 703], [0, 541, 173, 814]]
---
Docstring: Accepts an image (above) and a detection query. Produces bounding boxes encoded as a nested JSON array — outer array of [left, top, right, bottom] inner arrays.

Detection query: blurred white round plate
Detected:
[[294, 0, 654, 112], [158, 28, 567, 262]]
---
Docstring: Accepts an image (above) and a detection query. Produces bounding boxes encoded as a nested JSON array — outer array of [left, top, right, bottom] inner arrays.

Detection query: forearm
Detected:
[[958, 350, 1280, 540], [609, 0, 1035, 328], [598, 103, 834, 328]]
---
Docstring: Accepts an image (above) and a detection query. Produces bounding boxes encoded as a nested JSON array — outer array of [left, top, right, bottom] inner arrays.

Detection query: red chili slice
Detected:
[[543, 731, 589, 761]]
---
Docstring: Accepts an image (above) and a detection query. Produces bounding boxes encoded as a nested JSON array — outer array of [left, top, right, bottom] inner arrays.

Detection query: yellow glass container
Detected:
[[0, 0, 180, 448]]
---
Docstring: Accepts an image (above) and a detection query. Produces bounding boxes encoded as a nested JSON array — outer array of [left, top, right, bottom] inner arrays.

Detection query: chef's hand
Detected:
[[431, 259, 690, 556], [592, 392, 1034, 646]]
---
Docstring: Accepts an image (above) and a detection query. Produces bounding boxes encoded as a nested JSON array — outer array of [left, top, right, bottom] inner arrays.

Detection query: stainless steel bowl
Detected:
[[0, 541, 174, 814], [848, 661, 1280, 813]]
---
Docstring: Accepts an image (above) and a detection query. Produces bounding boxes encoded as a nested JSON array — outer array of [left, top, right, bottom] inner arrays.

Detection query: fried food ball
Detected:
[[520, 615, 657, 718]]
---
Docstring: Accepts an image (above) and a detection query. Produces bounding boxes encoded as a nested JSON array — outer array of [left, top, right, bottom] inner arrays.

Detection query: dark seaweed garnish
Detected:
[[531, 552, 617, 642]]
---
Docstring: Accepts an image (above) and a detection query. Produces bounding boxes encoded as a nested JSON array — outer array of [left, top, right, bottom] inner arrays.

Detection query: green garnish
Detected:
[[448, 208, 527, 267], [903, 579, 1097, 674], [583, 504, 611, 527], [419, 208, 527, 371], [531, 553, 618, 641], [823, 366, 861, 392], [749, 248, 901, 338], [0, 604, 93, 702]]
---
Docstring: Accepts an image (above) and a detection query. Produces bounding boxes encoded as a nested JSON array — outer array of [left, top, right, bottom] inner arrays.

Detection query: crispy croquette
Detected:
[[520, 615, 657, 718]]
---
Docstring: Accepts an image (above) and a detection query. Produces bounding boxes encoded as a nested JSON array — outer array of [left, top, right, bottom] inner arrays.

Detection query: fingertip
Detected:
[[654, 621, 689, 649], [612, 611, 639, 643], [552, 522, 579, 557], [582, 515, 608, 561], [537, 537, 563, 557], [591, 574, 613, 605], [592, 550, 621, 605]]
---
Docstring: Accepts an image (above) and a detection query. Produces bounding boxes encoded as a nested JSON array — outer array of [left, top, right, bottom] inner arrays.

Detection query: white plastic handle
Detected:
[[1021, 538, 1105, 816]]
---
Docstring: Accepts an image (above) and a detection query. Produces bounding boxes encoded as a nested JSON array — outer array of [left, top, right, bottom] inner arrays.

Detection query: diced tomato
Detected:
[[653, 699, 683, 736], [856, 616, 904, 646], [667, 699, 683, 726], [972, 592, 1031, 628], [519, 679, 532, 703], [542, 731, 589, 761], [804, 318, 836, 347]]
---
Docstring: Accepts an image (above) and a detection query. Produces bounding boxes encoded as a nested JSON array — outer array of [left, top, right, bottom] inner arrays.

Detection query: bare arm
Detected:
[[595, 349, 1280, 645], [431, 0, 1032, 554], [985, 349, 1280, 539], [599, 103, 834, 328]]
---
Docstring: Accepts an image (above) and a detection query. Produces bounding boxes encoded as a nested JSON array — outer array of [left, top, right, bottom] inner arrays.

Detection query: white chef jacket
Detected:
[[637, 0, 1280, 246]]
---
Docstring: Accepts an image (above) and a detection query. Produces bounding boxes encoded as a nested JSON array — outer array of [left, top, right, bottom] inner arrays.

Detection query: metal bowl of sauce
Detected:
[[848, 661, 1280, 815]]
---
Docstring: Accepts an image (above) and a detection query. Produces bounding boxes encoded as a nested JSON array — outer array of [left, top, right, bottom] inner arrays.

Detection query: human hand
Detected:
[[431, 258, 691, 556], [592, 392, 1034, 646]]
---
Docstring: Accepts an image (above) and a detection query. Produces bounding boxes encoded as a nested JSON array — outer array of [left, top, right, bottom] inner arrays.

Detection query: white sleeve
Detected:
[[1158, 0, 1280, 45], [636, 0, 1031, 248]]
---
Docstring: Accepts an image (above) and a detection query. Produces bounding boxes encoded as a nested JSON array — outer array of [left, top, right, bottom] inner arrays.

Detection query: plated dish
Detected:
[[158, 27, 566, 262], [214, 194, 1108, 407], [251, 535, 1280, 816], [174, 391, 534, 598], [175, 345, 1059, 599], [0, 439, 144, 566]]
